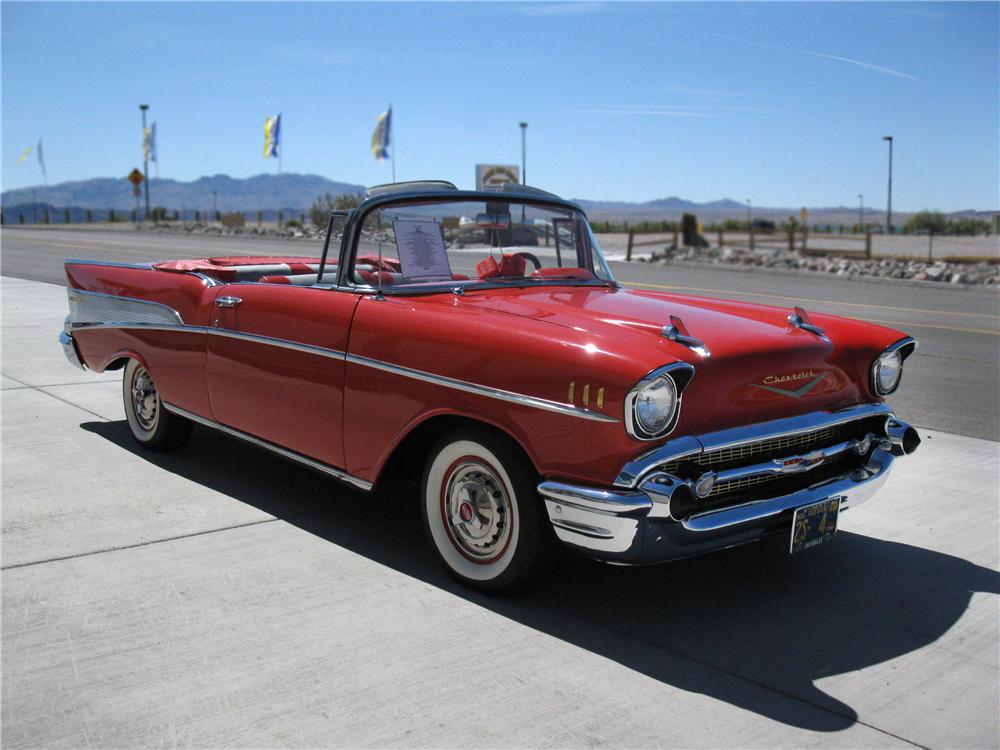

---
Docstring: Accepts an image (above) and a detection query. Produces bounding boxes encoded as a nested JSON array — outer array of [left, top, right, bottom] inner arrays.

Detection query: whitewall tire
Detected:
[[122, 358, 191, 450], [421, 429, 547, 592]]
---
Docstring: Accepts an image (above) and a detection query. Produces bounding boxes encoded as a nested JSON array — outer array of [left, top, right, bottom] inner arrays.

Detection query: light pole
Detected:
[[858, 193, 864, 230], [212, 190, 218, 220], [140, 104, 151, 221], [746, 198, 751, 230], [882, 135, 893, 234], [519, 122, 528, 185]]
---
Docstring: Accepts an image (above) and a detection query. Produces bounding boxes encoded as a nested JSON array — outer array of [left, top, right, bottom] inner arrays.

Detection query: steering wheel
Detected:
[[513, 252, 542, 271]]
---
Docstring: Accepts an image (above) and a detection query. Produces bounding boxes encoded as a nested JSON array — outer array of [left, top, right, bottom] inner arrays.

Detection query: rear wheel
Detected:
[[122, 358, 191, 450], [421, 429, 547, 592]]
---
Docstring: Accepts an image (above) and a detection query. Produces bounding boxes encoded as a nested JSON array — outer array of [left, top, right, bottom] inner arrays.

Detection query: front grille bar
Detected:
[[613, 403, 894, 489]]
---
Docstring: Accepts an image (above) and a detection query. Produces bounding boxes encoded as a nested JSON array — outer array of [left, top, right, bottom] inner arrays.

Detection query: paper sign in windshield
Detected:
[[393, 219, 452, 278]]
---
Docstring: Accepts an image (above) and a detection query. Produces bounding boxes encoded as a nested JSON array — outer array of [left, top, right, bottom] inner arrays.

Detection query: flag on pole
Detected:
[[18, 144, 32, 164], [37, 139, 47, 183], [263, 114, 281, 158], [371, 107, 391, 161], [144, 122, 157, 162]]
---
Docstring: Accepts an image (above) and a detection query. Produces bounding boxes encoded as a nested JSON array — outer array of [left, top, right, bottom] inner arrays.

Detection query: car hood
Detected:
[[459, 285, 870, 431]]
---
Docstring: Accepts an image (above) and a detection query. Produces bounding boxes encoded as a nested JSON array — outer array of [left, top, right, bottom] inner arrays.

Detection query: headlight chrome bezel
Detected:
[[870, 337, 917, 397], [625, 363, 695, 441]]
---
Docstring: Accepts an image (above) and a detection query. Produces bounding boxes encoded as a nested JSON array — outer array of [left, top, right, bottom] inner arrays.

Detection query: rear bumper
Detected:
[[59, 327, 86, 371], [538, 409, 917, 564]]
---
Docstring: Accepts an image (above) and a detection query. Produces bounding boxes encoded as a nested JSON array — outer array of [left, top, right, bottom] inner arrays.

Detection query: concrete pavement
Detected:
[[2, 276, 998, 748]]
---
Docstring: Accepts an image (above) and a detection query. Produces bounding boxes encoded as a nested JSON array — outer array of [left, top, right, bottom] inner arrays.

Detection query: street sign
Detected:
[[128, 168, 144, 187], [800, 207, 808, 222]]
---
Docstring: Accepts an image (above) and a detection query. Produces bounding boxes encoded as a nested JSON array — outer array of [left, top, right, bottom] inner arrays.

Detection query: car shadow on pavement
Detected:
[[83, 420, 1000, 733]]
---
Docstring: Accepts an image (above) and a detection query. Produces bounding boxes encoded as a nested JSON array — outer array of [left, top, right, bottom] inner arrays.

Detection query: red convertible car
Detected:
[[60, 181, 920, 591]]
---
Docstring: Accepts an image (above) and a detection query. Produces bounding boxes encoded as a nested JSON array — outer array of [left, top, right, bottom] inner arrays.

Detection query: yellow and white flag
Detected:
[[263, 114, 281, 158], [18, 144, 32, 164], [371, 107, 391, 160]]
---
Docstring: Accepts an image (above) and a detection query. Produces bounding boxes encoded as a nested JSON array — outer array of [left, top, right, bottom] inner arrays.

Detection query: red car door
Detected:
[[206, 283, 361, 470]]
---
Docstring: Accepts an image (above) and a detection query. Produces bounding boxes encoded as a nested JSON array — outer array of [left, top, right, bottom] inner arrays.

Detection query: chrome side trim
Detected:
[[162, 402, 373, 491], [67, 290, 614, 422], [613, 403, 894, 488], [209, 328, 347, 361], [67, 288, 185, 326], [66, 258, 154, 270], [346, 353, 619, 423]]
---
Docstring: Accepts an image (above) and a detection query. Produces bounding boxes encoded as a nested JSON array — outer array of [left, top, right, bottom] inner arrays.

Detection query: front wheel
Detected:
[[421, 429, 548, 592], [122, 358, 192, 450]]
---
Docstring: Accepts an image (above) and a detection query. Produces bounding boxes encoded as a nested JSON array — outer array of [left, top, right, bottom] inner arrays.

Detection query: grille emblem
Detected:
[[750, 373, 829, 399]]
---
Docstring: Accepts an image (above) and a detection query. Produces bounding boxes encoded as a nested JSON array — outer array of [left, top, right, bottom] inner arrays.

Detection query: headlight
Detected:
[[873, 350, 902, 394], [871, 338, 917, 396], [635, 376, 677, 435], [625, 363, 695, 440]]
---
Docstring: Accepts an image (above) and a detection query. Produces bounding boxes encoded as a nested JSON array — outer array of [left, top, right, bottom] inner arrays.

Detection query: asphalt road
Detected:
[[3, 225, 998, 439]]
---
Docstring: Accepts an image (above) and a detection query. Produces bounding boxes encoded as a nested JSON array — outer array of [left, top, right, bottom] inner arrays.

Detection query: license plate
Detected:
[[790, 498, 840, 554]]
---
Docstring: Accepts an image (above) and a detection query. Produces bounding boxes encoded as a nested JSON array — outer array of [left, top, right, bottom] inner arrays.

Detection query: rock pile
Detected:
[[649, 244, 999, 286], [140, 222, 325, 240]]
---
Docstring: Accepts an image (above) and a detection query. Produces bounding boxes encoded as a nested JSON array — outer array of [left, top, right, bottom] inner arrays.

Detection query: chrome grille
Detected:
[[698, 424, 852, 467]]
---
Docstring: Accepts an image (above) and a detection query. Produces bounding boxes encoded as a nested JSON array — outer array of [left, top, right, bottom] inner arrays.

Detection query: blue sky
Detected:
[[2, 1, 997, 210]]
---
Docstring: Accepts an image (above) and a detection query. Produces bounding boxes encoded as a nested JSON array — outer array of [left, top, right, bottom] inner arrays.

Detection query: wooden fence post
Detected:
[[64, 209, 71, 223], [109, 209, 115, 223], [626, 229, 634, 262], [19, 212, 25, 224], [788, 228, 795, 251], [749, 227, 755, 251], [44, 208, 50, 225], [717, 227, 724, 248], [672, 226, 679, 248], [865, 231, 872, 259], [86, 209, 93, 223]]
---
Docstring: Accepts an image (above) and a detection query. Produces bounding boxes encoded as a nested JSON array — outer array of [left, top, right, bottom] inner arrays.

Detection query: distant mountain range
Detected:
[[1, 173, 993, 225], [1, 173, 365, 215]]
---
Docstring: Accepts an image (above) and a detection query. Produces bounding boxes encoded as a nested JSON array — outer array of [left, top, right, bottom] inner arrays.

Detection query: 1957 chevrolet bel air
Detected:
[[59, 181, 920, 591]]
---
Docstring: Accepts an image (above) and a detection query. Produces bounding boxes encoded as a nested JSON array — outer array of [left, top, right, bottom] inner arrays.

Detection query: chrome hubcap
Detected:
[[444, 462, 511, 561], [131, 367, 158, 431]]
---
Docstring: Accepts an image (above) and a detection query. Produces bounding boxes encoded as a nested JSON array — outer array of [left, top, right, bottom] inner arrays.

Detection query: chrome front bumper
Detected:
[[538, 405, 918, 564]]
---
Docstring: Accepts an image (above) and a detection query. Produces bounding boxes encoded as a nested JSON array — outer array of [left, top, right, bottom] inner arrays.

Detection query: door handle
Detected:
[[214, 296, 242, 308]]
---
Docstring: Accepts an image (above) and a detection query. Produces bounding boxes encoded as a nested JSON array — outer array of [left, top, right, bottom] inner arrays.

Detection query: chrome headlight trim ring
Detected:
[[624, 362, 696, 441], [871, 336, 917, 397]]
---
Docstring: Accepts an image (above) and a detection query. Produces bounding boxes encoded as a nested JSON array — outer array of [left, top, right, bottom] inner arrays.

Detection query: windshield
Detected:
[[350, 198, 614, 292]]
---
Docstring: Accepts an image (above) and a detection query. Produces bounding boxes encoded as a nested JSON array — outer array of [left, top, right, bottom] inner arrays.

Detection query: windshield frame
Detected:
[[338, 190, 617, 294]]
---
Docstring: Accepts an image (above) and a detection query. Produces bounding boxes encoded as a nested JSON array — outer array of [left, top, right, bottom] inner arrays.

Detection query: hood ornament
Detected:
[[662, 314, 710, 358], [788, 306, 828, 339]]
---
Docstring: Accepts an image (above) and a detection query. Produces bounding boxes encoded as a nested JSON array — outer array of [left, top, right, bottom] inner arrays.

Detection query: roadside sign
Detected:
[[128, 168, 144, 187], [133, 185, 141, 197], [476, 164, 519, 192], [800, 207, 808, 222]]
